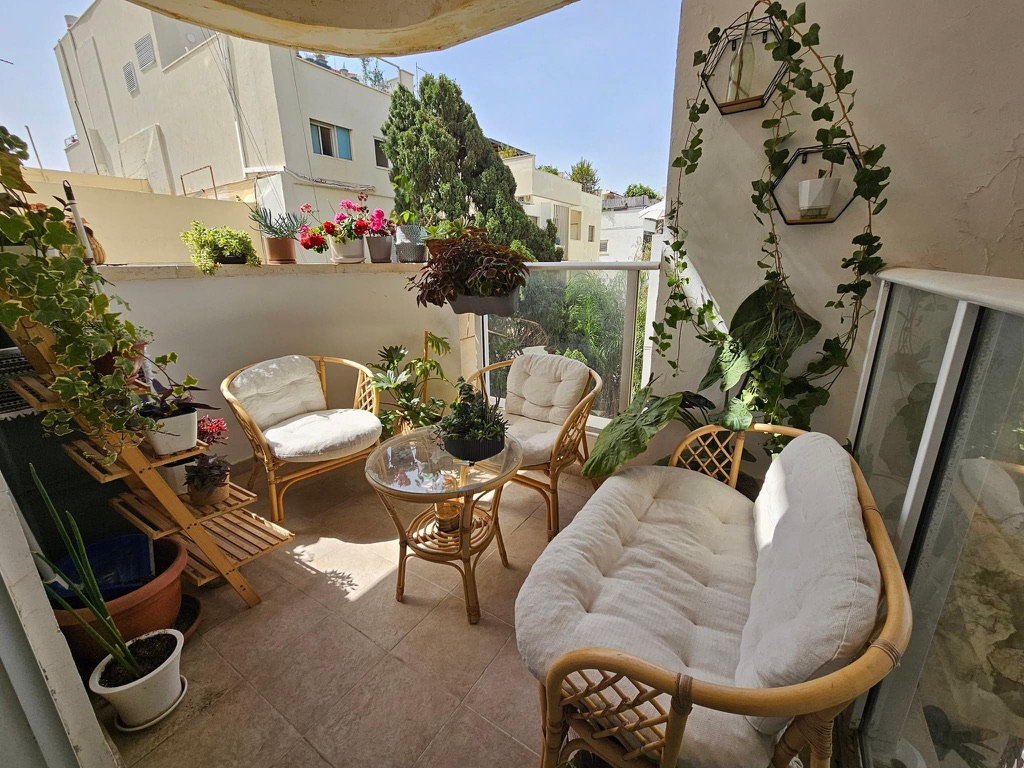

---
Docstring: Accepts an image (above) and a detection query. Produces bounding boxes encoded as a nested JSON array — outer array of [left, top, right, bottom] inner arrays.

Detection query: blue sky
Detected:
[[2, 0, 680, 194]]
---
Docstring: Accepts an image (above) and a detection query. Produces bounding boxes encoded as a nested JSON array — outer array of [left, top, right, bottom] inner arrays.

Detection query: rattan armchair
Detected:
[[537, 424, 913, 768], [222, 355, 380, 522], [467, 357, 602, 541]]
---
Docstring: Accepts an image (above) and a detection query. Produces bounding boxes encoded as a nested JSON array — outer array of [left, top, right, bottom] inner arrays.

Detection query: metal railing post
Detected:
[[620, 269, 641, 412]]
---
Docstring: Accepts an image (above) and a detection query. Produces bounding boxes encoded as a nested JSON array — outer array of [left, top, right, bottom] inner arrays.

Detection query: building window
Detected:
[[122, 61, 139, 95], [570, 223, 580, 240], [588, 225, 595, 242], [310, 120, 352, 160], [134, 34, 156, 70], [599, 239, 608, 254], [374, 139, 389, 168]]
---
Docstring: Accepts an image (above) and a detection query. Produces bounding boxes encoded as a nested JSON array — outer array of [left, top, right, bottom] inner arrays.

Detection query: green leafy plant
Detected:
[[184, 454, 231, 494], [0, 127, 165, 451], [435, 379, 508, 442], [248, 206, 308, 239], [410, 226, 529, 307], [390, 175, 421, 226], [180, 221, 260, 275], [30, 464, 142, 679], [622, 183, 663, 201], [538, 164, 562, 176], [369, 331, 451, 436]]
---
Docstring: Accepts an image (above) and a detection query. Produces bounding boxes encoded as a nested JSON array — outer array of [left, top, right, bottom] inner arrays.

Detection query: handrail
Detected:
[[526, 261, 659, 272]]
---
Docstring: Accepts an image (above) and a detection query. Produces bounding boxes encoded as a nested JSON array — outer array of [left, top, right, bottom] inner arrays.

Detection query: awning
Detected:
[[129, 0, 580, 56]]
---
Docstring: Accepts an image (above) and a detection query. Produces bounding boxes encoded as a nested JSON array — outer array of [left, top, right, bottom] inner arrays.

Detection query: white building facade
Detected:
[[599, 194, 663, 262], [55, 0, 412, 259]]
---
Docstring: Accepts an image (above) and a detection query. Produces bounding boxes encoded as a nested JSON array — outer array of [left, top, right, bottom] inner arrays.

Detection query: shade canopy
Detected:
[[129, 0, 579, 56]]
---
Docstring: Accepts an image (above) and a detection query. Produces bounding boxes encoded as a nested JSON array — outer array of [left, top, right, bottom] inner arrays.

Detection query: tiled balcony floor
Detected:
[[97, 461, 596, 768]]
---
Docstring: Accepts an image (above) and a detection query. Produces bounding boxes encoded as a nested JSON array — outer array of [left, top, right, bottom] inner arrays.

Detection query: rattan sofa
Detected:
[[515, 424, 912, 768]]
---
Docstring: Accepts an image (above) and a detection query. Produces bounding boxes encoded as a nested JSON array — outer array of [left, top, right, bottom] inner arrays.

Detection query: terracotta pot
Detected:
[[264, 236, 296, 265], [54, 538, 187, 670], [187, 475, 231, 506], [366, 235, 394, 263]]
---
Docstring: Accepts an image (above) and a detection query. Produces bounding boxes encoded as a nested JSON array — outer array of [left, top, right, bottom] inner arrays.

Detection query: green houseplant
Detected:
[[249, 206, 307, 265], [184, 454, 231, 505], [180, 221, 260, 275], [409, 225, 529, 316], [369, 331, 450, 437], [435, 378, 508, 462], [392, 175, 426, 263], [30, 465, 186, 730]]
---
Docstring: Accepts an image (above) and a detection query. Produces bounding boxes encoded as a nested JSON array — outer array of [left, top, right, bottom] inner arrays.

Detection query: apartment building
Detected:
[[599, 192, 664, 262]]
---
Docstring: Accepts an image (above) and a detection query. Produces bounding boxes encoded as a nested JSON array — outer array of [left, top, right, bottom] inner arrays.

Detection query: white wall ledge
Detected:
[[97, 262, 425, 281]]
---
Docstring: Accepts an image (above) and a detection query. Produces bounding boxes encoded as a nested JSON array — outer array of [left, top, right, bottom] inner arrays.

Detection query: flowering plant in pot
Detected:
[[137, 364, 217, 457], [157, 415, 228, 492], [180, 221, 260, 275], [184, 454, 231, 506], [434, 378, 508, 462], [30, 465, 186, 731], [249, 206, 308, 265], [409, 225, 529, 316], [365, 207, 396, 263]]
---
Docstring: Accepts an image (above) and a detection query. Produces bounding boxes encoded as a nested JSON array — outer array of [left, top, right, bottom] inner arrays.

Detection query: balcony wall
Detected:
[[98, 264, 461, 464]]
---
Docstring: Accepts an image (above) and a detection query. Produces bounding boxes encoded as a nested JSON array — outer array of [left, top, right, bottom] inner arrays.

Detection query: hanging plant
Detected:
[[585, 0, 890, 477]]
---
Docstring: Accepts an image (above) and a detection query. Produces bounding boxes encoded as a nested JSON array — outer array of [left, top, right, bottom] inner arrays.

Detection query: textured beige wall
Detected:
[[655, 0, 1024, 441]]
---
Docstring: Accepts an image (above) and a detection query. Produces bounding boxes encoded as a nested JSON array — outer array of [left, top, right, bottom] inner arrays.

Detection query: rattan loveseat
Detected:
[[515, 424, 912, 768]]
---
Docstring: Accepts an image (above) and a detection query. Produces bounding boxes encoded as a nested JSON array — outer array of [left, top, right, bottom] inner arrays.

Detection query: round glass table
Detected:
[[365, 428, 523, 624]]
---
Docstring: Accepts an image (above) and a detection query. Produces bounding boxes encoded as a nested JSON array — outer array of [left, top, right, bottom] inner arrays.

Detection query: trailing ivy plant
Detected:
[[584, 0, 890, 477]]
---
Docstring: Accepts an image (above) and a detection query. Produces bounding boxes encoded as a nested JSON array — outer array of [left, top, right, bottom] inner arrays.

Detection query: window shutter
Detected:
[[123, 61, 139, 95], [134, 34, 156, 70]]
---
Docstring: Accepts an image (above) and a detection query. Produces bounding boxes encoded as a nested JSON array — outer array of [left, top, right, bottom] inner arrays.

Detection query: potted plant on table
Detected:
[[157, 415, 228, 492], [365, 207, 396, 263], [248, 206, 308, 265], [184, 454, 231, 505], [180, 221, 260, 275], [434, 378, 508, 462], [408, 225, 529, 316], [31, 465, 186, 731]]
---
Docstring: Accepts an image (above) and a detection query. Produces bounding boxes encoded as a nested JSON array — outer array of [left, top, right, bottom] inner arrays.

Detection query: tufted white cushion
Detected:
[[228, 356, 326, 430], [262, 408, 382, 462], [505, 353, 590, 426], [735, 433, 880, 734], [505, 413, 562, 466], [516, 466, 773, 768]]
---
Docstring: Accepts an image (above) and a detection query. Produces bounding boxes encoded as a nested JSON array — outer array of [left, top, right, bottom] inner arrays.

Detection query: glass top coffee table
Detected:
[[365, 428, 523, 624]]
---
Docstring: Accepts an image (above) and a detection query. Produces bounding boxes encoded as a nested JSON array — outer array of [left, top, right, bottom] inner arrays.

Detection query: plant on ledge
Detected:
[[435, 378, 508, 462], [369, 331, 451, 437], [248, 206, 307, 240], [584, 0, 891, 477], [408, 225, 529, 316], [181, 221, 260, 275]]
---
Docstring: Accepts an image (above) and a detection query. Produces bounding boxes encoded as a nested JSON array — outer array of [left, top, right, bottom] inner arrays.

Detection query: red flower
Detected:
[[322, 220, 337, 235], [353, 219, 369, 237], [300, 233, 326, 250]]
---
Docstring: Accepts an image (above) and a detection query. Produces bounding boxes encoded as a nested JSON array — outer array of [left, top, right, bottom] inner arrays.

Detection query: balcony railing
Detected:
[[295, 51, 406, 94], [483, 260, 660, 419]]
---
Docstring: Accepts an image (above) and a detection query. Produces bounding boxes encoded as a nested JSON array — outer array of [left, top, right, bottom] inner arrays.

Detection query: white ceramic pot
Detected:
[[156, 460, 191, 493], [89, 629, 185, 730], [144, 409, 198, 457], [329, 237, 365, 264], [797, 177, 841, 220]]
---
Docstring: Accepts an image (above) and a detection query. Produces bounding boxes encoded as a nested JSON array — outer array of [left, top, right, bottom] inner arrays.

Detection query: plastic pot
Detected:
[[449, 292, 520, 317], [264, 237, 296, 265], [443, 435, 505, 463], [143, 408, 198, 456], [797, 177, 841, 220], [329, 237, 364, 264], [395, 225, 426, 263], [366, 235, 394, 263], [89, 629, 185, 730]]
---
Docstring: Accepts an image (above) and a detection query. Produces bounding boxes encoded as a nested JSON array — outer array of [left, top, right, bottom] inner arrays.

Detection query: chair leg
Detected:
[[245, 456, 260, 490], [494, 516, 509, 567], [267, 469, 283, 523], [395, 543, 407, 602], [546, 486, 560, 541]]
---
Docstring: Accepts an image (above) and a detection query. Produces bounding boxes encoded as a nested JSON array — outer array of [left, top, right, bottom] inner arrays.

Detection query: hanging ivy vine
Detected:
[[584, 0, 890, 477]]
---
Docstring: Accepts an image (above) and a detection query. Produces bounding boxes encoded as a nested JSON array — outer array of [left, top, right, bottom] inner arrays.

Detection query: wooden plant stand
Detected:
[[10, 372, 291, 607]]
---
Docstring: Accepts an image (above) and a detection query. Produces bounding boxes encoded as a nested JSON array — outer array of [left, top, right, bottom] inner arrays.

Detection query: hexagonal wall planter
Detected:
[[770, 143, 863, 225], [701, 16, 786, 115]]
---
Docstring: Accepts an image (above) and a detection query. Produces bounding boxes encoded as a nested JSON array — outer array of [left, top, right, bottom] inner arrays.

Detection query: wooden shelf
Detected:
[[62, 440, 132, 483], [180, 510, 293, 586], [9, 374, 60, 411], [109, 482, 257, 539], [142, 440, 209, 466]]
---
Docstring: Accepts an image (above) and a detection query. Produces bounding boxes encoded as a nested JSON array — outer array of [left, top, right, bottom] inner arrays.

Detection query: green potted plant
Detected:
[[434, 378, 508, 462], [392, 176, 426, 263], [369, 331, 450, 436], [158, 415, 228, 492], [248, 206, 308, 265], [30, 465, 186, 731], [409, 225, 529, 316], [180, 221, 260, 275], [184, 454, 231, 505], [137, 369, 218, 456]]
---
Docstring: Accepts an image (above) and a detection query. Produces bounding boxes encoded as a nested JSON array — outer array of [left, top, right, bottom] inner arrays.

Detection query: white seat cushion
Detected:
[[262, 408, 382, 462], [505, 413, 561, 467], [736, 433, 881, 733], [228, 355, 326, 430], [505, 353, 590, 426], [516, 466, 773, 768]]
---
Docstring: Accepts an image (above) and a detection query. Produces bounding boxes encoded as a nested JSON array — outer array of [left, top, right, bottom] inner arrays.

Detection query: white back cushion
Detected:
[[736, 432, 881, 734], [228, 355, 327, 430], [504, 353, 590, 426]]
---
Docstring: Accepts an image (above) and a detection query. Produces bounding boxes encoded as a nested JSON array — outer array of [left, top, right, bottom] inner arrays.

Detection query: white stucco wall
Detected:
[[657, 0, 1024, 441], [600, 207, 650, 261]]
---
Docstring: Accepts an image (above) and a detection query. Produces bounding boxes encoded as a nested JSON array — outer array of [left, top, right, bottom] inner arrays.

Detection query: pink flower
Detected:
[[370, 208, 386, 232], [334, 211, 347, 224], [299, 203, 313, 214], [339, 199, 358, 212], [297, 224, 310, 237]]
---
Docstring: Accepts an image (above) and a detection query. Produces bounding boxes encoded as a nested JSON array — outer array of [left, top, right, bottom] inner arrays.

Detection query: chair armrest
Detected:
[[466, 359, 514, 399], [550, 371, 602, 469], [310, 357, 379, 416]]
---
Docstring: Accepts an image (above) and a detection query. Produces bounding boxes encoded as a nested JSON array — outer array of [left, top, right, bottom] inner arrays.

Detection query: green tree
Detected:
[[622, 183, 662, 201], [570, 158, 601, 194], [538, 164, 561, 176], [382, 74, 561, 261]]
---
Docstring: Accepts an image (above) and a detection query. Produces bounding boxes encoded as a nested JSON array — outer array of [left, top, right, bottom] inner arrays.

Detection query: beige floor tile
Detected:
[[306, 655, 459, 768], [138, 682, 300, 768], [256, 531, 347, 591], [412, 705, 539, 768], [502, 514, 551, 564], [271, 739, 333, 768], [471, 555, 532, 625], [297, 541, 397, 613], [313, 492, 396, 546], [188, 558, 284, 635], [551, 490, 589, 530], [102, 636, 243, 766], [249, 615, 385, 732], [392, 594, 513, 698], [465, 635, 543, 754], [203, 582, 330, 678], [336, 570, 448, 650], [363, 534, 468, 594]]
